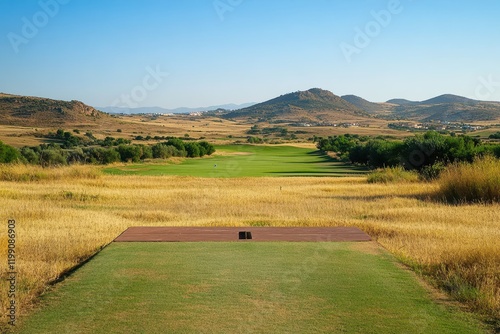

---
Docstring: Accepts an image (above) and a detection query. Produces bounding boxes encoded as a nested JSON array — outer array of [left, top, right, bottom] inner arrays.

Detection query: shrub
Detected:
[[489, 132, 500, 139], [39, 148, 67, 167], [247, 136, 263, 144], [20, 147, 39, 164], [185, 142, 201, 158], [437, 156, 500, 203], [0, 141, 22, 163], [419, 162, 446, 181], [117, 145, 142, 162], [199, 141, 215, 156], [367, 166, 419, 184], [139, 145, 153, 160]]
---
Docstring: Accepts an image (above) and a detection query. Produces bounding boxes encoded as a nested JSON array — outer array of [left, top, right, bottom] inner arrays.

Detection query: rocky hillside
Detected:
[[224, 88, 371, 122], [0, 93, 109, 127]]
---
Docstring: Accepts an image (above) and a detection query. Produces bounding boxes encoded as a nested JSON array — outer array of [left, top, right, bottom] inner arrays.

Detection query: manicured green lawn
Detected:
[[17, 242, 485, 334], [103, 145, 367, 177]]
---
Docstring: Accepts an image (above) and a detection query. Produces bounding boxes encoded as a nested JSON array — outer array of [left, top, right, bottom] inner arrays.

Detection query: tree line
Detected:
[[316, 132, 500, 179], [0, 132, 215, 167]]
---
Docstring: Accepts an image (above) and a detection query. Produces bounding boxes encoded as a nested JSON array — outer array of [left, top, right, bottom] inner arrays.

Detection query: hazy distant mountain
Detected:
[[341, 95, 388, 113], [0, 93, 109, 127], [386, 99, 418, 105], [392, 102, 500, 122], [225, 88, 370, 122], [99, 103, 257, 115], [420, 94, 479, 105], [387, 94, 479, 106]]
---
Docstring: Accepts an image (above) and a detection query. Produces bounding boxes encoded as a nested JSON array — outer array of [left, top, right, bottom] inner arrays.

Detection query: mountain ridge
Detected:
[[2, 90, 500, 127], [224, 88, 370, 122]]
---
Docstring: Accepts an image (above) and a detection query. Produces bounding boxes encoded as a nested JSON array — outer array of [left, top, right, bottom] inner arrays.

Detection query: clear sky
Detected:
[[1, 0, 499, 109]]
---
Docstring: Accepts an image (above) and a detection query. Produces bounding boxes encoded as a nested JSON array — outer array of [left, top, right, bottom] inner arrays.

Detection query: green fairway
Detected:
[[17, 242, 485, 334], [103, 145, 367, 177]]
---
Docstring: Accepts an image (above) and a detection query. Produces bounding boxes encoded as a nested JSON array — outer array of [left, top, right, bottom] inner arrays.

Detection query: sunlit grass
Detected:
[[367, 166, 419, 184], [0, 165, 498, 328], [437, 156, 500, 203]]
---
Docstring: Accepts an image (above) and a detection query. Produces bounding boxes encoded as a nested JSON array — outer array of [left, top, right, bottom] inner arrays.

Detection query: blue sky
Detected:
[[1, 0, 499, 109]]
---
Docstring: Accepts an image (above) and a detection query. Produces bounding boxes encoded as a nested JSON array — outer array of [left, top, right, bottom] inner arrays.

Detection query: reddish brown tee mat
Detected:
[[114, 227, 371, 242]]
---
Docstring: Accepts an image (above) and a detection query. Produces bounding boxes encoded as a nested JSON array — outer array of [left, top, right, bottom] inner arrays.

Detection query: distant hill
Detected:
[[386, 99, 418, 105], [391, 102, 500, 122], [225, 88, 370, 122], [341, 95, 389, 113], [387, 94, 500, 122], [2, 91, 500, 128], [99, 102, 257, 115], [0, 93, 109, 127], [420, 94, 479, 105], [387, 95, 478, 106]]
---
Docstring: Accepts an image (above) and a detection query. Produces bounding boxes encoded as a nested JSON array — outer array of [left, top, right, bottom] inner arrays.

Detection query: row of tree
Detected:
[[48, 129, 132, 148], [316, 132, 500, 178], [0, 139, 215, 167]]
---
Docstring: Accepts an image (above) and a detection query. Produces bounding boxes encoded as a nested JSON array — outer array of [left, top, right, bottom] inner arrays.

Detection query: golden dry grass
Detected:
[[0, 165, 499, 326], [437, 156, 500, 203]]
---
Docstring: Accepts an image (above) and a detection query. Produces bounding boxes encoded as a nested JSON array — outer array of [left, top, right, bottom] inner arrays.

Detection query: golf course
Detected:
[[1, 144, 497, 333], [103, 145, 368, 177]]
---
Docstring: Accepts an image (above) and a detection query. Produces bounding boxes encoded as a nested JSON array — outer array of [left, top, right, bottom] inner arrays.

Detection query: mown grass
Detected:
[[103, 145, 368, 177], [0, 164, 498, 330], [437, 156, 500, 203], [16, 243, 485, 334]]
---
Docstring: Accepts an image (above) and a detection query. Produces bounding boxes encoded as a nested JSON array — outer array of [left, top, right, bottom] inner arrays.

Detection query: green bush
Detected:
[[117, 145, 142, 162], [419, 162, 446, 181], [0, 141, 22, 163]]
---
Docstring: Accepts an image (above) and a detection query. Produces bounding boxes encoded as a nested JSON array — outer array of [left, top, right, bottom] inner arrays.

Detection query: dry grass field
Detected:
[[0, 164, 499, 329], [0, 114, 408, 149]]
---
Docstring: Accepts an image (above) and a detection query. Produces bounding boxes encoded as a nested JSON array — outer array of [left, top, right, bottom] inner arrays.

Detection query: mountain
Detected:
[[386, 99, 418, 105], [385, 94, 500, 122], [391, 102, 500, 122], [420, 94, 478, 105], [225, 88, 370, 122], [341, 95, 389, 113], [99, 103, 257, 115], [0, 93, 109, 127]]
